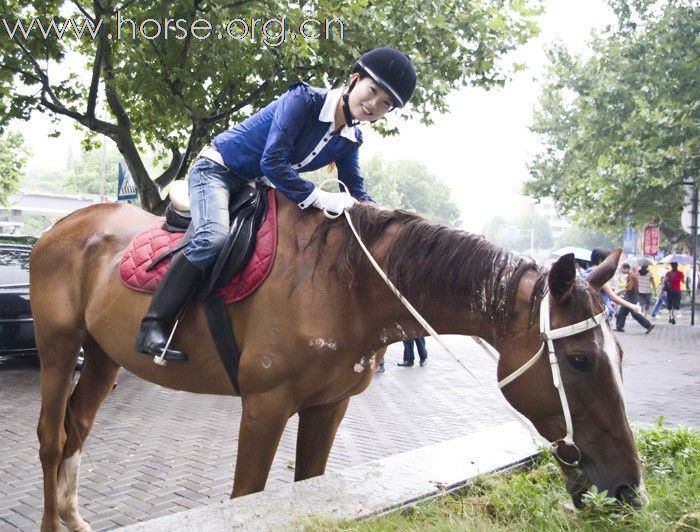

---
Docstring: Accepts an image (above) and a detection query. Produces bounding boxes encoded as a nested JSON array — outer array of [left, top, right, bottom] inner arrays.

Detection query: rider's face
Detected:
[[345, 75, 394, 122]]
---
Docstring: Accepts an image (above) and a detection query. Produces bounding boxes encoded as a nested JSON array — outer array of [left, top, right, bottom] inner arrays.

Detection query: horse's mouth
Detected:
[[564, 468, 590, 508], [565, 470, 647, 509], [569, 484, 590, 509]]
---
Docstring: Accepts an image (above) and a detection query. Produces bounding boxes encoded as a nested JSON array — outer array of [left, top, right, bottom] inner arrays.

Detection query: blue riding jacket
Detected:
[[213, 82, 371, 207]]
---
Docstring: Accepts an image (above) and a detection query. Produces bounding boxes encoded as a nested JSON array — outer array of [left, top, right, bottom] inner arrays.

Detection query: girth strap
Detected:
[[204, 295, 241, 394]]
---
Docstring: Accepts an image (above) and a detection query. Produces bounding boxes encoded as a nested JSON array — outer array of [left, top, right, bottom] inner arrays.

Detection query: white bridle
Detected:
[[498, 291, 607, 467], [326, 185, 609, 467]]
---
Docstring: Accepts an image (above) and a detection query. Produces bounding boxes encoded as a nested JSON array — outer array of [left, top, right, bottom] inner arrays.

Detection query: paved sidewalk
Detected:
[[0, 322, 698, 530]]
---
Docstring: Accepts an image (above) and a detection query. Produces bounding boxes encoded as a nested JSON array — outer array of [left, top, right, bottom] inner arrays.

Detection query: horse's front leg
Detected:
[[231, 389, 295, 497], [294, 398, 350, 481]]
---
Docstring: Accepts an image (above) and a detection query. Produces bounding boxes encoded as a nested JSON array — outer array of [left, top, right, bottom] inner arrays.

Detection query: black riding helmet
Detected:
[[342, 47, 417, 125]]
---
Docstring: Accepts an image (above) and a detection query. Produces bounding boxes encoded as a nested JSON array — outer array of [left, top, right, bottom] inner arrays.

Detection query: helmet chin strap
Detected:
[[341, 79, 360, 127]]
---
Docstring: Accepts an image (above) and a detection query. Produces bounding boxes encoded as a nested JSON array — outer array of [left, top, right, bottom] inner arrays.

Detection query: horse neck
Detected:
[[359, 232, 540, 350]]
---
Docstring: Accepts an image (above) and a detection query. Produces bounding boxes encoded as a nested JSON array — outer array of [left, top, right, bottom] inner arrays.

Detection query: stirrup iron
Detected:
[[153, 318, 181, 367]]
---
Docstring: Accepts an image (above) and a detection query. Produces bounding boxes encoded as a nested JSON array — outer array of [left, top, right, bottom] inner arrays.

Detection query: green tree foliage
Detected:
[[524, 0, 699, 248], [553, 224, 616, 250], [0, 131, 28, 204], [307, 155, 461, 225], [0, 0, 541, 212], [481, 211, 552, 252], [61, 146, 120, 195], [367, 157, 461, 226]]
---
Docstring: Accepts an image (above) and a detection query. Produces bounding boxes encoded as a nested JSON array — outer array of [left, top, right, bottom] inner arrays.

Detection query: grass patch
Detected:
[[302, 421, 699, 531]]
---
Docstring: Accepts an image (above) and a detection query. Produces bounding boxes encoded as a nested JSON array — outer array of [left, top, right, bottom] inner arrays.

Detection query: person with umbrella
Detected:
[[665, 262, 685, 325]]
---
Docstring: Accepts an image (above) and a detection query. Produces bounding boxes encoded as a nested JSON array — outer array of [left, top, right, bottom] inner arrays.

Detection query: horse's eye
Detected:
[[567, 354, 590, 371]]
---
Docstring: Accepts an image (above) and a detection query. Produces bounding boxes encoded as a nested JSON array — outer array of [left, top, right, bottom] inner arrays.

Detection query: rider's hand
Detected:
[[310, 189, 357, 215]]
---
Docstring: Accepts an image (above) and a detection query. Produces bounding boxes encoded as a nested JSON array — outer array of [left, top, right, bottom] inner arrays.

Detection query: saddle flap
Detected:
[[119, 188, 277, 304], [205, 185, 270, 294]]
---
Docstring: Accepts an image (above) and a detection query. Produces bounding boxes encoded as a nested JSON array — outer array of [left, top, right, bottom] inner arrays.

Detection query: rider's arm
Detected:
[[336, 146, 374, 203], [259, 86, 318, 206], [603, 282, 641, 313]]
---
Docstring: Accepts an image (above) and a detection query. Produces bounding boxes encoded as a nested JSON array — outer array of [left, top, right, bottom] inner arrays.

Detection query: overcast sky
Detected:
[[13, 0, 615, 232], [362, 0, 615, 231]]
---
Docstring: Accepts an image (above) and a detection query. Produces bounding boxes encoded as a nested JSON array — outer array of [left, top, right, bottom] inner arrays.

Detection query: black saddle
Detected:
[[147, 183, 270, 393]]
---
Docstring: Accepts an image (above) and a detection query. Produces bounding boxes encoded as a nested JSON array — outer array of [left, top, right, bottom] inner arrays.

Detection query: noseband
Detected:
[[498, 291, 607, 467]]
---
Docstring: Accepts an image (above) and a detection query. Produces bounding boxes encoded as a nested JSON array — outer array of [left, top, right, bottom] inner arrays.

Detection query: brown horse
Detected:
[[30, 194, 643, 531]]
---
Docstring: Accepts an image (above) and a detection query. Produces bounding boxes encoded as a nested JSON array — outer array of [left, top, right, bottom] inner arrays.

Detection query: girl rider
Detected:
[[136, 47, 418, 362]]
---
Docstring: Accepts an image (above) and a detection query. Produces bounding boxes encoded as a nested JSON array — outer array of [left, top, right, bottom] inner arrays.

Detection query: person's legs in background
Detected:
[[639, 293, 652, 317], [398, 339, 415, 367], [615, 306, 630, 331], [651, 291, 666, 318], [415, 337, 428, 366]]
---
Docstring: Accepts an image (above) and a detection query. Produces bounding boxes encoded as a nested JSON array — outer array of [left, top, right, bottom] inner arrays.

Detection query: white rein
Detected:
[[321, 184, 607, 466]]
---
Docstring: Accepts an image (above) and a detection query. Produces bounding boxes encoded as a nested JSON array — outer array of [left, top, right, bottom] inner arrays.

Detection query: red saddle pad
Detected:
[[119, 189, 277, 303]]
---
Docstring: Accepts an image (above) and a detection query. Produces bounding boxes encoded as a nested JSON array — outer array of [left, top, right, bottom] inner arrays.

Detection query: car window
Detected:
[[0, 248, 30, 286]]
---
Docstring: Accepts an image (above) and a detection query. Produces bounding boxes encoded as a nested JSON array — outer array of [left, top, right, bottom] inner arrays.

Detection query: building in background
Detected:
[[527, 197, 570, 239], [0, 192, 102, 235]]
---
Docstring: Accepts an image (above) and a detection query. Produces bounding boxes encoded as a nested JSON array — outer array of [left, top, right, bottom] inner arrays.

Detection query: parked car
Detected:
[[0, 244, 35, 360], [0, 243, 82, 368]]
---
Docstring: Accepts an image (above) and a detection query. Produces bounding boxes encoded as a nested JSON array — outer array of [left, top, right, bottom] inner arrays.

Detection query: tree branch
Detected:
[[0, 63, 42, 85], [206, 57, 284, 125], [99, 26, 130, 127], [71, 0, 95, 22], [154, 147, 185, 187], [86, 17, 106, 121]]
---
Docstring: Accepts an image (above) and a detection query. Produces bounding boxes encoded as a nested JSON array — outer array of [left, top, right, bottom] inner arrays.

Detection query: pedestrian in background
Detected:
[[398, 338, 428, 367], [584, 249, 643, 322], [637, 264, 656, 316], [651, 267, 670, 319], [665, 262, 685, 325], [615, 263, 655, 333]]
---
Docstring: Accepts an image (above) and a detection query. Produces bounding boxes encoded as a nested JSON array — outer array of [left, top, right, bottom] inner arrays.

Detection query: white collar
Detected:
[[319, 87, 359, 142]]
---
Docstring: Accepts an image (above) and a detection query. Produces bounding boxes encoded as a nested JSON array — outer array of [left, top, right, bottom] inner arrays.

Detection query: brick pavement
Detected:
[[0, 322, 698, 530]]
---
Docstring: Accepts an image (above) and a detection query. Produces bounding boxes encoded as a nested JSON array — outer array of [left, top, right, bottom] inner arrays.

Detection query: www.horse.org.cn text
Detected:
[[1, 14, 347, 46]]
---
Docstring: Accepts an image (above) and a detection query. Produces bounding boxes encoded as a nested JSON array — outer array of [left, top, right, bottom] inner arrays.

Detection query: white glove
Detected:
[[309, 188, 357, 215]]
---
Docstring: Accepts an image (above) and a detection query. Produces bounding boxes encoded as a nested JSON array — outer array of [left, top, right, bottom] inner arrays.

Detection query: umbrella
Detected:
[[551, 247, 592, 262], [658, 253, 694, 265], [628, 256, 654, 267]]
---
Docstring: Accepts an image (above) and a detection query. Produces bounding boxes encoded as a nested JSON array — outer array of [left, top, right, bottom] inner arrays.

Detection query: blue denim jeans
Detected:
[[651, 291, 667, 317], [183, 157, 249, 270], [402, 337, 428, 363]]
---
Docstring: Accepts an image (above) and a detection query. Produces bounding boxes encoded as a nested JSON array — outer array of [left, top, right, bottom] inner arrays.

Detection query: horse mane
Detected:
[[314, 203, 546, 335]]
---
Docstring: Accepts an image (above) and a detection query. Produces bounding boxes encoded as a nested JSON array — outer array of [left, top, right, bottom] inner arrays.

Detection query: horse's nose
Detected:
[[615, 484, 647, 507]]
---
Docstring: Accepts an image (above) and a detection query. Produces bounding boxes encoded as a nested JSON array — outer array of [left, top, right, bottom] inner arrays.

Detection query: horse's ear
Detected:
[[587, 248, 623, 289], [548, 253, 576, 301]]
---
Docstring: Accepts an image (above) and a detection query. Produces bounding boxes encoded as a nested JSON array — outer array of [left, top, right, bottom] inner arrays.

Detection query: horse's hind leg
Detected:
[[294, 398, 350, 481], [36, 330, 83, 532], [58, 336, 120, 531]]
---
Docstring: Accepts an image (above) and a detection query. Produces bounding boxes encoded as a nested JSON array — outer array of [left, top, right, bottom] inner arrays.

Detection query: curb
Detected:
[[122, 422, 539, 531]]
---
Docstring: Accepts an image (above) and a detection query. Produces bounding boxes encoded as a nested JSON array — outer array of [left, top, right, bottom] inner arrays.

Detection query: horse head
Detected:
[[499, 249, 646, 508]]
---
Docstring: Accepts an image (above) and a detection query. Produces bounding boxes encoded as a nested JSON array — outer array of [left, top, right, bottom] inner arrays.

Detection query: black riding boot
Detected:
[[135, 253, 202, 362]]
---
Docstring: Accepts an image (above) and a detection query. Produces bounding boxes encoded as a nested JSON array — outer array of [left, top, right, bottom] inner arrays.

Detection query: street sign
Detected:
[[117, 160, 138, 201], [623, 227, 637, 254], [643, 225, 660, 255]]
